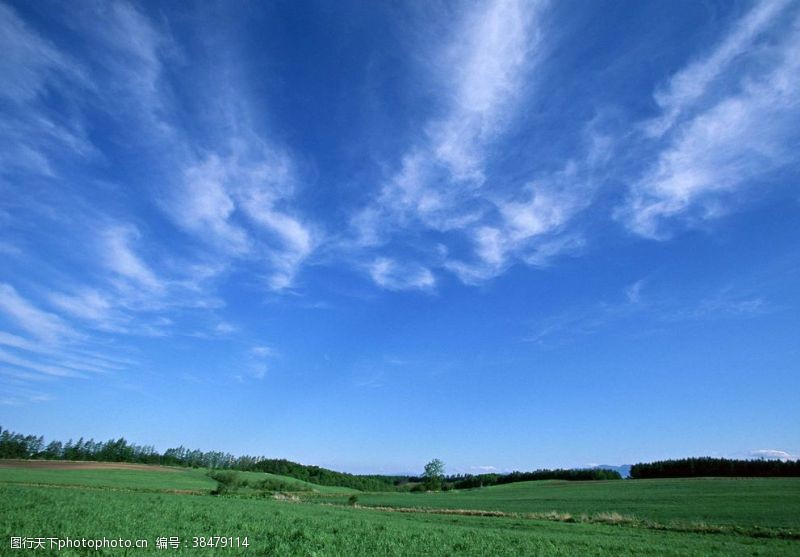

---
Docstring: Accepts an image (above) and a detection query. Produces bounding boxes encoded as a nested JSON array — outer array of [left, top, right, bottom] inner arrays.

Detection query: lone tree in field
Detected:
[[423, 458, 445, 491]]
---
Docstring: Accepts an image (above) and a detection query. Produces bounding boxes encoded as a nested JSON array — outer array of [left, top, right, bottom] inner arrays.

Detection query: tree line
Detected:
[[630, 457, 800, 478], [10, 427, 792, 488], [445, 467, 622, 489]]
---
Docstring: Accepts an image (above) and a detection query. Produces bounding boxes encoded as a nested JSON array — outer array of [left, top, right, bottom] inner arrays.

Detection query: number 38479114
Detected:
[[192, 536, 249, 548]]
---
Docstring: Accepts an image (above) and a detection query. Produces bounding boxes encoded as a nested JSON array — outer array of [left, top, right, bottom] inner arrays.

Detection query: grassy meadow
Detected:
[[1, 461, 799, 556], [0, 461, 216, 492], [319, 477, 800, 529]]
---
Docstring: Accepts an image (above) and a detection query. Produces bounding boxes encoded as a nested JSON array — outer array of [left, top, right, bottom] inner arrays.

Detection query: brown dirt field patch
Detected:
[[0, 459, 183, 472]]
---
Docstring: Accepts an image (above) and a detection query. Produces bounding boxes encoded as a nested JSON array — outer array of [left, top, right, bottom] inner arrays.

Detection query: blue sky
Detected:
[[1, 0, 798, 474]]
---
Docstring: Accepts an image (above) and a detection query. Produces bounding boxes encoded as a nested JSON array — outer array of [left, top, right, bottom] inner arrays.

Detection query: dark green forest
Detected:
[[630, 457, 800, 478], [446, 468, 622, 489]]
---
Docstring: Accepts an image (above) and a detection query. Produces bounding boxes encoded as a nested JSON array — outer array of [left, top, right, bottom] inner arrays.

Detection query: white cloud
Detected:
[[469, 465, 498, 473], [236, 161, 316, 290], [0, 347, 83, 378], [0, 3, 94, 177], [49, 289, 113, 323], [242, 345, 276, 380], [0, 304, 134, 381], [46, 286, 145, 335], [68, 0, 173, 126], [350, 0, 590, 289], [431, 0, 542, 182], [444, 178, 589, 284], [644, 0, 793, 137], [2, 0, 315, 295], [0, 3, 81, 104], [170, 149, 316, 291], [0, 284, 75, 343], [369, 258, 436, 292], [0, 384, 54, 406], [526, 297, 639, 346], [625, 281, 644, 304], [214, 321, 237, 335], [102, 225, 165, 293], [0, 2, 313, 400], [173, 155, 251, 255], [665, 290, 769, 321], [749, 449, 796, 461], [94, 1, 167, 93], [250, 346, 274, 358], [361, 0, 544, 235], [0, 331, 46, 353], [621, 5, 800, 238]]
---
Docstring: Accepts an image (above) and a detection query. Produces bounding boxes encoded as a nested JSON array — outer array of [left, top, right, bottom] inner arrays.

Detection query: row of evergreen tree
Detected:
[[446, 467, 622, 489], [630, 457, 800, 478]]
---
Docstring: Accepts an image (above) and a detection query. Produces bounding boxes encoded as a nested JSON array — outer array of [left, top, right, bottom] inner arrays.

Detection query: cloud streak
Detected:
[[369, 258, 436, 292], [349, 0, 595, 289], [0, 284, 75, 343], [0, 3, 93, 177], [102, 225, 165, 293], [644, 0, 793, 138], [620, 1, 800, 238]]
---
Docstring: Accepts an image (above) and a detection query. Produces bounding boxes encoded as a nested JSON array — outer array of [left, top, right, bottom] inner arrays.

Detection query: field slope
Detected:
[[0, 460, 356, 495]]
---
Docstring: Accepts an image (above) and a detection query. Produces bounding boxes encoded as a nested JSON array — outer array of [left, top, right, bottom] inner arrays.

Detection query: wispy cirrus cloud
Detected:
[[427, 0, 542, 184], [619, 1, 800, 238], [0, 0, 316, 402], [368, 257, 436, 292], [240, 345, 275, 380], [170, 147, 316, 291], [48, 289, 114, 324], [349, 0, 594, 289], [357, 0, 544, 238], [528, 279, 776, 346], [643, 0, 793, 138], [172, 155, 251, 256], [0, 283, 76, 343], [0, 331, 131, 372], [3, 0, 316, 297], [0, 384, 53, 406], [102, 225, 165, 294], [0, 289, 134, 387], [0, 347, 85, 379], [0, 3, 93, 177], [49, 219, 234, 336], [0, 3, 76, 104]]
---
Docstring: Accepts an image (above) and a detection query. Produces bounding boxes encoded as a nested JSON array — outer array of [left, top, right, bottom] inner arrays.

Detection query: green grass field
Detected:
[[319, 477, 800, 529], [0, 462, 356, 495], [0, 463, 216, 492], [1, 461, 799, 555]]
